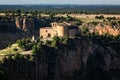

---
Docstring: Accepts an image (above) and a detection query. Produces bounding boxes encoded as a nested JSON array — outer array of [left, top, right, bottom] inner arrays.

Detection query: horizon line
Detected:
[[0, 4, 120, 5]]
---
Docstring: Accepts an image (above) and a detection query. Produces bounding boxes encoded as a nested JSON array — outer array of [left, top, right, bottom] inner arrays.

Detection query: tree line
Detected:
[[1, 5, 120, 14]]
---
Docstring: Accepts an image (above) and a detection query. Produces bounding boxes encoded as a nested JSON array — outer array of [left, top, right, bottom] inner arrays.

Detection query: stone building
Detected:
[[40, 22, 78, 39]]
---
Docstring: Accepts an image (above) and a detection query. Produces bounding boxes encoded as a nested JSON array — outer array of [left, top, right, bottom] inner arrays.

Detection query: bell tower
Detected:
[[51, 22, 57, 30]]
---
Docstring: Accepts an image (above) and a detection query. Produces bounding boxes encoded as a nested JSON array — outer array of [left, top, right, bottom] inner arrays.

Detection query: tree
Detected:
[[90, 21, 99, 26], [95, 15, 104, 19], [16, 9, 21, 16], [11, 10, 15, 17], [32, 45, 38, 55], [110, 21, 117, 26], [65, 14, 72, 22], [13, 53, 24, 60], [24, 11, 29, 16], [49, 12, 55, 18], [81, 27, 89, 35], [51, 40, 57, 48], [61, 37, 69, 45], [17, 39, 26, 49], [37, 42, 42, 50], [38, 13, 41, 19], [53, 36, 60, 42]]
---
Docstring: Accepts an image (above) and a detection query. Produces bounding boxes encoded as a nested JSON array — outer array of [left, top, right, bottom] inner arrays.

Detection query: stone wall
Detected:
[[68, 29, 77, 37], [57, 25, 65, 37], [40, 27, 57, 38]]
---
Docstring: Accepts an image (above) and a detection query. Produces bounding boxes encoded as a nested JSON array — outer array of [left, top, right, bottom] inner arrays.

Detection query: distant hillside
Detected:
[[0, 5, 120, 14]]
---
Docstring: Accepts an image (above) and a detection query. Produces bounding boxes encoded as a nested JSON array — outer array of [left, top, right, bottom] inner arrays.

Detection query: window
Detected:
[[48, 33, 51, 37]]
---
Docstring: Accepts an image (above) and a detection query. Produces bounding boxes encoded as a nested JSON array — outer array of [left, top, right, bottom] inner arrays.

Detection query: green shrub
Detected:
[[81, 27, 89, 35], [32, 45, 37, 55], [95, 15, 104, 19]]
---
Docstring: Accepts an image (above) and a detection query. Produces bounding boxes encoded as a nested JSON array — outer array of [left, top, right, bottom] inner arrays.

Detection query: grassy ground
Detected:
[[0, 12, 119, 23], [79, 18, 103, 22], [69, 14, 120, 18], [0, 44, 32, 60], [56, 14, 120, 22], [0, 13, 5, 16]]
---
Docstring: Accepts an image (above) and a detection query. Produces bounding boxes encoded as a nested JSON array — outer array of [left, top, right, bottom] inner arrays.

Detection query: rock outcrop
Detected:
[[15, 17, 23, 29], [81, 23, 120, 36], [52, 39, 120, 80], [15, 17, 35, 32], [22, 18, 35, 31]]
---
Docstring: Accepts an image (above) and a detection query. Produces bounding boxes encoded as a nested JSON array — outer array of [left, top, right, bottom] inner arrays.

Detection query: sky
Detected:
[[0, 0, 120, 5]]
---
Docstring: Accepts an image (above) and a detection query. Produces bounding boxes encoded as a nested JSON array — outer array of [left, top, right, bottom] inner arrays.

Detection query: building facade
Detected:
[[40, 22, 78, 39]]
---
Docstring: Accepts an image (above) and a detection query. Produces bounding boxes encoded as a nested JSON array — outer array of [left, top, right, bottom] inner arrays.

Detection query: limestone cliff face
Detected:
[[15, 17, 35, 32], [15, 17, 23, 29], [52, 40, 120, 80], [81, 23, 120, 36], [22, 18, 35, 32], [2, 39, 120, 80], [0, 32, 32, 49]]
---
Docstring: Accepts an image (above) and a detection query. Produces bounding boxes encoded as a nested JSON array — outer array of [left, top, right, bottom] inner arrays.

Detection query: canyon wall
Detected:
[[15, 17, 35, 32], [2, 39, 120, 80], [0, 17, 37, 49]]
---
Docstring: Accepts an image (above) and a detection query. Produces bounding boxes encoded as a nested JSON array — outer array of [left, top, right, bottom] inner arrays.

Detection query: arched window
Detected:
[[48, 33, 51, 37]]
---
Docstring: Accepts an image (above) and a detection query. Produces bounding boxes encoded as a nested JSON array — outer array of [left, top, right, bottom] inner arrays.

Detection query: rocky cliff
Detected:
[[0, 16, 37, 49], [15, 17, 23, 29], [0, 32, 33, 49], [80, 23, 120, 36], [1, 38, 120, 80], [15, 17, 35, 32]]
